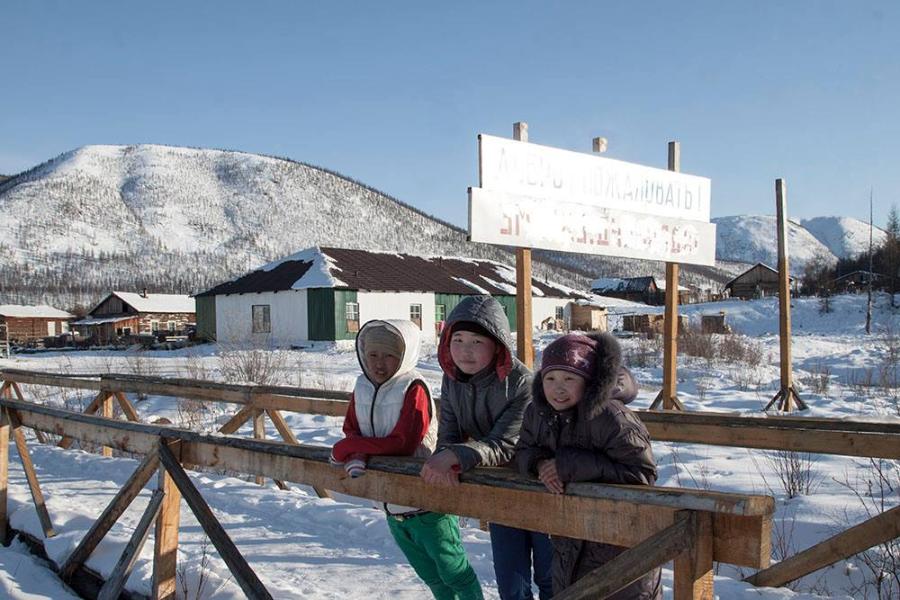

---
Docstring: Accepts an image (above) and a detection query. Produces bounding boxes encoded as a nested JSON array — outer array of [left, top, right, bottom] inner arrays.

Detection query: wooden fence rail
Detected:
[[0, 389, 773, 600]]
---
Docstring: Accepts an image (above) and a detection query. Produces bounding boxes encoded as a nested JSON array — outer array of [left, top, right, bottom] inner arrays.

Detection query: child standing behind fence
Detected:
[[331, 319, 483, 600], [514, 332, 662, 599], [421, 296, 553, 600]]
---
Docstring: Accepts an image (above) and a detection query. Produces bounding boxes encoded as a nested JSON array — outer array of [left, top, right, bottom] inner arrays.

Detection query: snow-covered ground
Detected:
[[1, 293, 898, 599]]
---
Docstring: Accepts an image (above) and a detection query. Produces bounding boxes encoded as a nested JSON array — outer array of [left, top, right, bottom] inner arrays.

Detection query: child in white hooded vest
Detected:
[[332, 319, 483, 600]]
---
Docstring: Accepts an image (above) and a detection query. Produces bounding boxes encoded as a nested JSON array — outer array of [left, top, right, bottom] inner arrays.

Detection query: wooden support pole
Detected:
[[554, 511, 696, 600], [0, 408, 9, 546], [114, 391, 141, 422], [651, 142, 685, 411], [101, 392, 114, 457], [253, 410, 266, 486], [153, 444, 181, 600], [7, 409, 55, 538], [97, 488, 164, 600], [157, 440, 273, 599], [674, 511, 714, 600], [217, 405, 255, 435], [513, 121, 534, 368], [60, 450, 160, 580], [746, 503, 900, 588], [765, 179, 807, 412]]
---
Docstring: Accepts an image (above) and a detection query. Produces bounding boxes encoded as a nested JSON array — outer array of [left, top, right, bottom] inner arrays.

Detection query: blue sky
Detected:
[[1, 2, 898, 228]]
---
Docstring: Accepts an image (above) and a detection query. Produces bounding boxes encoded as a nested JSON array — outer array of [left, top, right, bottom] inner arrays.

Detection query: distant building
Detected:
[[591, 276, 696, 305], [71, 291, 196, 344], [832, 270, 881, 294], [568, 301, 608, 332], [722, 263, 794, 300], [196, 246, 587, 344], [0, 304, 74, 344]]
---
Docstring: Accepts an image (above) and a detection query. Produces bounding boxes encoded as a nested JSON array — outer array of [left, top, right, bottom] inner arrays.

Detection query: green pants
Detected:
[[387, 512, 484, 600]]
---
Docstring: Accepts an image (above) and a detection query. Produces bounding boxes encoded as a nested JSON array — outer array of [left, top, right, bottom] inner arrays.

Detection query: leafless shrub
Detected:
[[624, 335, 660, 369], [834, 459, 900, 599], [801, 360, 832, 395], [770, 509, 802, 591], [183, 353, 213, 382], [751, 450, 823, 499], [670, 446, 711, 491], [678, 327, 716, 365], [845, 368, 876, 397], [218, 341, 289, 386], [717, 334, 763, 367], [124, 352, 158, 401]]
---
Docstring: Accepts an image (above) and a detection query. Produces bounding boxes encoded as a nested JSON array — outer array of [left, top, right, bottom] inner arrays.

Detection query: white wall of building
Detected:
[[358, 292, 438, 342], [531, 296, 571, 330], [215, 290, 308, 346]]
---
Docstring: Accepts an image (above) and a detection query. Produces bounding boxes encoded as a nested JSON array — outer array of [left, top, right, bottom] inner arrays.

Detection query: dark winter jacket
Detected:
[[514, 333, 661, 599], [436, 295, 532, 472]]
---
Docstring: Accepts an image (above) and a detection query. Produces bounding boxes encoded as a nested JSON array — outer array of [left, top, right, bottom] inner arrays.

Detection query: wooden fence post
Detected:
[[0, 407, 9, 546], [101, 393, 113, 457], [153, 443, 181, 600], [674, 511, 714, 600]]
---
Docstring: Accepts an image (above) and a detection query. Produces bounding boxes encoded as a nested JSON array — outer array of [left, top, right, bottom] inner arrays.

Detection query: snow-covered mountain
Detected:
[[800, 216, 885, 260], [712, 214, 883, 272]]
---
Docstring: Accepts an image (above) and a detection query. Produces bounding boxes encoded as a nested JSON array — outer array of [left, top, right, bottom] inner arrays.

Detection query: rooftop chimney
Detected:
[[141, 288, 148, 298]]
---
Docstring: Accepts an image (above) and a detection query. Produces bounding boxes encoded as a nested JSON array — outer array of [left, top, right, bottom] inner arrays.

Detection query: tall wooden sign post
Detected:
[[764, 179, 807, 412], [650, 142, 686, 411], [513, 122, 534, 368]]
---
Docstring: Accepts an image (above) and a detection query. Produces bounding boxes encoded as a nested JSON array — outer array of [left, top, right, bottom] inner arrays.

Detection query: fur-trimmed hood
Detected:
[[534, 332, 636, 421]]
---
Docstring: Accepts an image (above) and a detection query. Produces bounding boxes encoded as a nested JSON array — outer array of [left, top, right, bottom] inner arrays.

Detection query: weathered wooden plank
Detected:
[[252, 410, 266, 486], [101, 393, 114, 458], [0, 370, 103, 392], [59, 390, 110, 450], [674, 511, 713, 600], [97, 488, 164, 600], [157, 441, 273, 600], [746, 503, 900, 588], [59, 451, 160, 581], [6, 409, 55, 538], [217, 406, 255, 435], [8, 382, 47, 443], [153, 450, 181, 600], [0, 408, 9, 545], [554, 511, 694, 600]]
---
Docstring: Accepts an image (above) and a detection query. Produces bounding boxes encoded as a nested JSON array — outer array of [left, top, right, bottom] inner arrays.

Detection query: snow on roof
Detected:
[[72, 315, 134, 326], [260, 246, 347, 289], [112, 292, 195, 313], [0, 304, 74, 319]]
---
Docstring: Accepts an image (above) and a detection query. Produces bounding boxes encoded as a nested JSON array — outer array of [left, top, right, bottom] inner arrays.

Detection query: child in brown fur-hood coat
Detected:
[[513, 332, 662, 599]]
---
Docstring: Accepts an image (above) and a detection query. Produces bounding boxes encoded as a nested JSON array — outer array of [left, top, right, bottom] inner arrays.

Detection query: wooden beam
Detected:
[[114, 392, 141, 422], [218, 406, 255, 435], [97, 488, 164, 600], [101, 392, 114, 458], [8, 382, 47, 443], [0, 408, 9, 545], [746, 503, 900, 588], [659, 141, 682, 411], [153, 446, 181, 600], [59, 451, 160, 581], [674, 511, 713, 600], [6, 409, 55, 538], [554, 511, 696, 600], [157, 440, 273, 599], [58, 390, 109, 450], [252, 410, 265, 486]]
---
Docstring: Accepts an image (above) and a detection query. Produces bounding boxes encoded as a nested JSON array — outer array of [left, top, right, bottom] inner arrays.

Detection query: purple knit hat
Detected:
[[540, 334, 599, 380]]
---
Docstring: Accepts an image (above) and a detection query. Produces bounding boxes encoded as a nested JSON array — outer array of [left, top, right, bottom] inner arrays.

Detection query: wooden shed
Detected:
[[701, 312, 731, 334], [0, 305, 74, 345], [622, 313, 688, 335], [723, 263, 794, 300], [568, 301, 608, 332], [71, 291, 196, 345]]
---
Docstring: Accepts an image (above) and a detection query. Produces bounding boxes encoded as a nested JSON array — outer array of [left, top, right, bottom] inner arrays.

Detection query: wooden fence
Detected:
[[0, 369, 776, 600]]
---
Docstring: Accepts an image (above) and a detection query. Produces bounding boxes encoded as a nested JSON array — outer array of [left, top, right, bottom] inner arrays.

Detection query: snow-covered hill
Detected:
[[800, 216, 885, 260]]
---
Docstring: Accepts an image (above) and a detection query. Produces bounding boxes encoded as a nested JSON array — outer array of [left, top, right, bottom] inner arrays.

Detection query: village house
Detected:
[[195, 246, 587, 345], [0, 304, 74, 345], [723, 263, 796, 300], [591, 276, 696, 305], [71, 291, 196, 345], [831, 270, 881, 294]]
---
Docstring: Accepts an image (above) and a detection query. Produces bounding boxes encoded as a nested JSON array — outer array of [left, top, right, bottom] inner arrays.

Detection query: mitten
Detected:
[[345, 458, 366, 478]]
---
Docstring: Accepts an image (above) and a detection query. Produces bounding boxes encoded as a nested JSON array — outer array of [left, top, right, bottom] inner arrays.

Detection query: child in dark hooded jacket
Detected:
[[421, 296, 553, 600], [514, 332, 662, 600]]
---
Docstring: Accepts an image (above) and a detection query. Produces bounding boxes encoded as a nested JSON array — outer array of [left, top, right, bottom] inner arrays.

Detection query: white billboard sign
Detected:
[[478, 134, 711, 222], [469, 187, 717, 266]]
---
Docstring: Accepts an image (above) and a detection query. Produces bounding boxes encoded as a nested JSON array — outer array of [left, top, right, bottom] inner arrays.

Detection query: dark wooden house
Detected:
[[0, 304, 74, 344], [71, 291, 196, 345], [722, 263, 795, 300], [832, 270, 881, 294]]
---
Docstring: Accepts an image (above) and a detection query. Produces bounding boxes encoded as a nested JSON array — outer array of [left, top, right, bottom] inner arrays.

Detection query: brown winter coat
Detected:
[[513, 333, 661, 599]]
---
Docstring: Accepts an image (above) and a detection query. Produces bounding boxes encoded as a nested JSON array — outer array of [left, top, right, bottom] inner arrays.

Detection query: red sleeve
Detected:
[[331, 383, 431, 461], [341, 394, 362, 439]]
